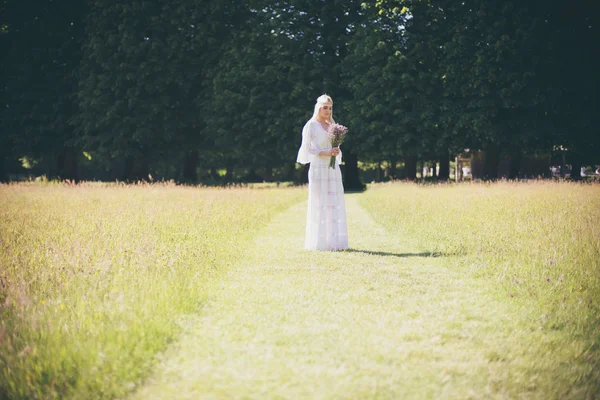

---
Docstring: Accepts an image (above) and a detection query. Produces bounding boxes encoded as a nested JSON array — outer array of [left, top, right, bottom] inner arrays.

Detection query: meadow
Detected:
[[0, 182, 305, 399], [360, 181, 600, 397], [360, 181, 600, 321], [1, 180, 599, 399]]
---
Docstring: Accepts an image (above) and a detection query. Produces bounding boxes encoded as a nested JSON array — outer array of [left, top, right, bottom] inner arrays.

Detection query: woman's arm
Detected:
[[318, 147, 339, 157]]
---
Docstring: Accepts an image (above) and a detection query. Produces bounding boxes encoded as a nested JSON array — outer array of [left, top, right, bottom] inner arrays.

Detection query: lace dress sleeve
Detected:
[[296, 121, 320, 164]]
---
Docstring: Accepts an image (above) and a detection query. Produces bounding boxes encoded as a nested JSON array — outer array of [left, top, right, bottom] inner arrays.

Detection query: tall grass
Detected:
[[360, 181, 600, 394], [0, 182, 304, 399]]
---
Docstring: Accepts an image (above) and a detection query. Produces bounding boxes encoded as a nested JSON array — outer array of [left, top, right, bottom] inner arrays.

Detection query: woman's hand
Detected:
[[319, 147, 340, 157]]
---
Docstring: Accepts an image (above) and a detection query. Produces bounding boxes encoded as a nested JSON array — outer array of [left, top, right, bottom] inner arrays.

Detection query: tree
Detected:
[[209, 6, 318, 182], [1, 0, 86, 180], [3, 0, 598, 183], [542, 2, 600, 180], [75, 0, 248, 181], [209, 0, 368, 188]]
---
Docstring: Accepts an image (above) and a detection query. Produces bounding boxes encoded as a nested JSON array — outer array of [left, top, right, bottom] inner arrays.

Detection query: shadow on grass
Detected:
[[342, 248, 453, 258]]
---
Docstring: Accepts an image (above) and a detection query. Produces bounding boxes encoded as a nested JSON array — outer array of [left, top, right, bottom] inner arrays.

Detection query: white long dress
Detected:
[[296, 120, 348, 251]]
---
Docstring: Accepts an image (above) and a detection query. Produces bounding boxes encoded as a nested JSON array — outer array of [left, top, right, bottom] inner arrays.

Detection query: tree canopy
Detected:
[[2, 0, 598, 184]]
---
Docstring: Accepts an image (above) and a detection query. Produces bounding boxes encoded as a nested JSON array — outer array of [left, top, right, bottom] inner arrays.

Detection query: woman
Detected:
[[296, 94, 348, 251]]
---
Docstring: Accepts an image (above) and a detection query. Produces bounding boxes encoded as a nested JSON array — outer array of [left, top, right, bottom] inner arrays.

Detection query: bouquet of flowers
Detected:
[[327, 123, 348, 169]]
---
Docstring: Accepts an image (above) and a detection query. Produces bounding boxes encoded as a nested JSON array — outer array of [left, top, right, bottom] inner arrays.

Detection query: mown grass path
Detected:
[[131, 193, 587, 399]]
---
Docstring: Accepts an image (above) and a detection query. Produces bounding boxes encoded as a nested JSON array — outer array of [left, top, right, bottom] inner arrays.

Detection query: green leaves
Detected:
[[2, 0, 598, 182]]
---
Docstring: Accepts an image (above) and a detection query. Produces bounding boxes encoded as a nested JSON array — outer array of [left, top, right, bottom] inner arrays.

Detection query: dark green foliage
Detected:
[[2, 0, 598, 182], [74, 0, 242, 181], [1, 0, 86, 180]]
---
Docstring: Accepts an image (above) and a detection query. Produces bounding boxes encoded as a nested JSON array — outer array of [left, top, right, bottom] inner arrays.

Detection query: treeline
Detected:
[[1, 0, 599, 187]]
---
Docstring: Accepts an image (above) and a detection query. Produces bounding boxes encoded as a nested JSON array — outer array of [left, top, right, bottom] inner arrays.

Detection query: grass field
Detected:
[[0, 182, 305, 399], [1, 181, 599, 399], [359, 182, 600, 398], [361, 182, 600, 323]]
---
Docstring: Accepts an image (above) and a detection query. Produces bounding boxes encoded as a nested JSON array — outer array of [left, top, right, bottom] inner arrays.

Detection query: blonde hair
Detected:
[[310, 94, 335, 124]]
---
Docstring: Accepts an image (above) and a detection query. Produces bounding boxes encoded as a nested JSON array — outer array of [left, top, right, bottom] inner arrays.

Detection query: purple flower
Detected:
[[327, 123, 348, 169]]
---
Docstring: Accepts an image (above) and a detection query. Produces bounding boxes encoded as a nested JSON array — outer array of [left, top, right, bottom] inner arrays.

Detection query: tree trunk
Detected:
[[342, 152, 365, 191], [55, 148, 78, 181], [67, 149, 78, 181], [225, 160, 234, 182], [438, 151, 450, 181], [246, 168, 261, 182], [483, 145, 499, 180], [123, 157, 134, 181], [403, 154, 417, 181], [264, 165, 273, 182], [300, 164, 309, 184], [389, 157, 397, 179], [210, 167, 219, 180], [376, 160, 382, 182], [283, 162, 296, 182], [182, 149, 198, 182], [0, 152, 7, 182], [570, 157, 582, 181], [561, 152, 567, 178], [137, 158, 149, 181], [508, 151, 521, 180]]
